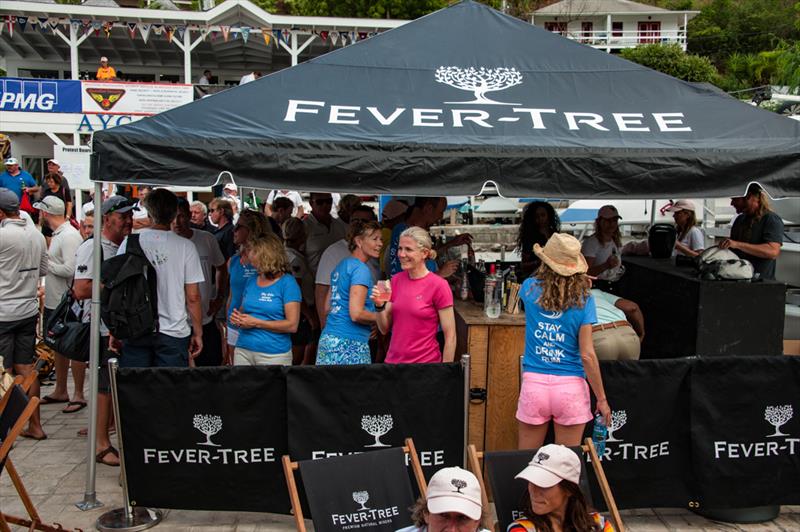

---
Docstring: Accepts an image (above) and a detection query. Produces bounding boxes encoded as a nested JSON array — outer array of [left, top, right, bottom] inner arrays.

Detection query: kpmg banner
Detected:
[[0, 77, 82, 113], [690, 357, 800, 508], [116, 366, 289, 513], [82, 81, 193, 115], [594, 359, 693, 509], [287, 363, 464, 481], [300, 448, 415, 532]]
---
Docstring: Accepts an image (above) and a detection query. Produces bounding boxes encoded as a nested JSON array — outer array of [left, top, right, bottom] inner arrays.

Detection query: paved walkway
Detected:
[[1, 378, 798, 531]]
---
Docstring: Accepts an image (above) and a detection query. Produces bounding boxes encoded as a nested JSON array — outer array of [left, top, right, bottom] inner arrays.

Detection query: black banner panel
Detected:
[[286, 363, 464, 481], [299, 447, 415, 532], [690, 357, 800, 508], [594, 359, 693, 509], [116, 366, 290, 513]]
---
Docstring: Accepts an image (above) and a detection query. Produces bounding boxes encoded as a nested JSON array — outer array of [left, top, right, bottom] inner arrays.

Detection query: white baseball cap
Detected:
[[4, 158, 19, 166], [425, 467, 482, 520], [223, 183, 237, 191], [33, 196, 66, 216], [515, 444, 581, 488], [47, 158, 60, 166], [665, 199, 696, 213], [100, 56, 109, 62]]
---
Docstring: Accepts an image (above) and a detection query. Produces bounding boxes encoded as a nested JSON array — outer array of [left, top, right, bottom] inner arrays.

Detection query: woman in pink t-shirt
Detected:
[[372, 226, 455, 363]]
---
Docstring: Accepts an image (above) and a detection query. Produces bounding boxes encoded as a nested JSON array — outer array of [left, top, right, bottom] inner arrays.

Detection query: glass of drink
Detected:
[[375, 280, 392, 304]]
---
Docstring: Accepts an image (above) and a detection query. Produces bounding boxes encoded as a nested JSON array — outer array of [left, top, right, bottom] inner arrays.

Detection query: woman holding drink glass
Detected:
[[372, 226, 456, 363], [316, 220, 383, 365]]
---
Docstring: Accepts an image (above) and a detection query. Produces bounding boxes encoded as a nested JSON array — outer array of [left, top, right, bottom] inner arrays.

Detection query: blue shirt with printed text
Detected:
[[521, 277, 597, 377], [323, 257, 376, 342], [236, 274, 301, 355]]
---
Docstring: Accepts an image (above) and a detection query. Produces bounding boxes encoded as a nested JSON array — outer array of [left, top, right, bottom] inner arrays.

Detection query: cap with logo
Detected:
[[102, 195, 135, 215], [223, 183, 237, 191], [4, 158, 19, 166], [100, 56, 109, 62], [0, 188, 20, 211], [47, 158, 61, 167], [33, 196, 65, 216], [597, 205, 622, 220], [515, 444, 581, 488], [665, 199, 696, 213], [425, 466, 482, 520]]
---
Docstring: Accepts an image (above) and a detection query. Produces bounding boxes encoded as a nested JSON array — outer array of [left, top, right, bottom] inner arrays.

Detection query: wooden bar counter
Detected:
[[454, 299, 525, 454]]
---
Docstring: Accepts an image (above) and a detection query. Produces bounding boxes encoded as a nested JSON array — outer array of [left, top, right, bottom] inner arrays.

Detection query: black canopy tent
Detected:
[[91, 0, 800, 199]]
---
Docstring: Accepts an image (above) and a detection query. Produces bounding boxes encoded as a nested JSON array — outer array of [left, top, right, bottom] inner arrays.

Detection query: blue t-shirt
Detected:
[[228, 253, 258, 323], [388, 222, 438, 276], [236, 274, 301, 354], [323, 257, 375, 342], [521, 277, 597, 377], [0, 170, 36, 200]]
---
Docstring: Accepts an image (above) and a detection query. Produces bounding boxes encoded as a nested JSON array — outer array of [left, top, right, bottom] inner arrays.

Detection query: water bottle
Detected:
[[592, 412, 608, 458]]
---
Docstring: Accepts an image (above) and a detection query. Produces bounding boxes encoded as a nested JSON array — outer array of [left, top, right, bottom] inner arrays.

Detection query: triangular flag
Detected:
[[200, 26, 209, 41], [221, 25, 230, 42], [358, 31, 367, 41], [70, 19, 81, 33], [17, 16, 27, 32], [7, 16, 14, 38], [176, 25, 185, 42], [319, 30, 328, 42], [330, 30, 339, 46], [165, 26, 174, 43], [273, 29, 282, 45], [152, 24, 163, 36], [102, 21, 112, 38], [48, 18, 60, 31], [231, 26, 239, 40], [92, 21, 102, 37], [210, 30, 218, 41], [139, 23, 151, 43], [127, 22, 137, 38], [261, 28, 271, 46], [240, 26, 250, 44], [282, 28, 291, 43]]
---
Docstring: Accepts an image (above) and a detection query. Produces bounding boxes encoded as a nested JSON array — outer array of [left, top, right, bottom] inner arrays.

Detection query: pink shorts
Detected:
[[516, 372, 593, 426]]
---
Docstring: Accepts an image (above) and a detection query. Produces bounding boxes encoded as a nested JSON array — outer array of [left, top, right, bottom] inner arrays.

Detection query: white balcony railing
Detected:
[[548, 30, 687, 50]]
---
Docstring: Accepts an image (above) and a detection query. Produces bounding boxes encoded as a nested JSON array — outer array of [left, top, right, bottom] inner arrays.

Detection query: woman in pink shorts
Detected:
[[517, 233, 611, 449]]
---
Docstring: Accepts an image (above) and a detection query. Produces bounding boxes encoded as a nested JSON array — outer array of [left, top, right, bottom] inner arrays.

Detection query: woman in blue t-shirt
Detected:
[[230, 233, 301, 366], [317, 220, 383, 365], [518, 233, 611, 449]]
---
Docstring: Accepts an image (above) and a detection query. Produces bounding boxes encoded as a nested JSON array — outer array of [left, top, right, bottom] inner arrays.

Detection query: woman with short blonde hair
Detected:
[[372, 226, 456, 364], [230, 233, 300, 366], [517, 233, 611, 449]]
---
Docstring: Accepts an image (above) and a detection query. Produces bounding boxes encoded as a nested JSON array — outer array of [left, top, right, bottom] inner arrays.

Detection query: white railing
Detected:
[[549, 29, 687, 49]]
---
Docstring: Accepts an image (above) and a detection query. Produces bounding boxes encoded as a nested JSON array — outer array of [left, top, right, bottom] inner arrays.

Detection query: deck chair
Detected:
[[0, 383, 72, 532], [467, 440, 624, 532], [283, 437, 427, 532]]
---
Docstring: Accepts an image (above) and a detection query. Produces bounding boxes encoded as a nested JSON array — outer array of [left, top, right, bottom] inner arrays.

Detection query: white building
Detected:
[[0, 0, 406, 204], [531, 0, 699, 52]]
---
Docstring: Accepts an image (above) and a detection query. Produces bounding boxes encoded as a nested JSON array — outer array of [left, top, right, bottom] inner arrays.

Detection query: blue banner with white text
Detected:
[[0, 77, 82, 113]]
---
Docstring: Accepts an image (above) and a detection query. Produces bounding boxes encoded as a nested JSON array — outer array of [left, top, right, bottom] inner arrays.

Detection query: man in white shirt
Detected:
[[33, 196, 85, 414], [173, 199, 227, 366], [239, 71, 262, 85], [0, 188, 48, 440], [197, 69, 212, 85], [304, 192, 347, 276], [132, 185, 153, 233], [118, 189, 204, 367], [73, 195, 135, 465], [266, 189, 305, 218]]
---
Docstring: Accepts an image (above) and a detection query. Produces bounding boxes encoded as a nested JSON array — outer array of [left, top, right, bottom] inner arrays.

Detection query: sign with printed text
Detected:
[[53, 145, 92, 189], [81, 81, 193, 115], [0, 78, 82, 113]]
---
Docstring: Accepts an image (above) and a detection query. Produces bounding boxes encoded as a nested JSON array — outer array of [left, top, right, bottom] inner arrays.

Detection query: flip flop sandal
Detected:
[[62, 401, 88, 414], [78, 426, 116, 437], [40, 395, 69, 405], [96, 446, 120, 467]]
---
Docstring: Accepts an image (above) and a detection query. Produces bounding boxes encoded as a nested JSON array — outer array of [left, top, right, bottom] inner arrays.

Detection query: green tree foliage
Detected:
[[620, 43, 719, 83], [687, 0, 800, 66], [285, 0, 449, 19]]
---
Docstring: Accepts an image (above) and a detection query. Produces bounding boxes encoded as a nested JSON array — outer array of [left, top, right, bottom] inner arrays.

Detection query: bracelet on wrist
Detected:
[[375, 303, 386, 311]]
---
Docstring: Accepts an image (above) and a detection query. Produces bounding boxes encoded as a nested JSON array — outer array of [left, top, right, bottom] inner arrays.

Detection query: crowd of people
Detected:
[[0, 157, 785, 477]]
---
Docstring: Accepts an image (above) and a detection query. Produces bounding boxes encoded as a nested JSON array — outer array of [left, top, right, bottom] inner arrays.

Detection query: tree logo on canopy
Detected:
[[362, 414, 393, 447], [193, 414, 222, 447], [764, 405, 793, 437], [606, 411, 627, 442], [435, 66, 523, 105], [352, 491, 370, 510]]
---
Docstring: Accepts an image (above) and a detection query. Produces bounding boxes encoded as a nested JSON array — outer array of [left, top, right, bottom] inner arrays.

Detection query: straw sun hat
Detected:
[[533, 233, 588, 277]]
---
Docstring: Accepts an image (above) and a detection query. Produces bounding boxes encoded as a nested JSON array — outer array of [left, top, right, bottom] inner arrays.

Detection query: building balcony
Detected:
[[547, 29, 687, 51]]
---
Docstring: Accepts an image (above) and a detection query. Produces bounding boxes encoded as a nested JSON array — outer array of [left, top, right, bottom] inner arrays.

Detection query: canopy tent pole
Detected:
[[76, 179, 104, 511]]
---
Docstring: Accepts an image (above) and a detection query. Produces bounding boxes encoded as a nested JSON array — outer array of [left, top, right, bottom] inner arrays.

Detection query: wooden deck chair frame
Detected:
[[0, 380, 75, 532], [467, 439, 625, 532], [282, 437, 427, 532]]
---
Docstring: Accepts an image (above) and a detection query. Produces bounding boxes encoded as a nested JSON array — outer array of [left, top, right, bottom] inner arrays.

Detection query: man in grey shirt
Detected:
[[0, 188, 48, 440]]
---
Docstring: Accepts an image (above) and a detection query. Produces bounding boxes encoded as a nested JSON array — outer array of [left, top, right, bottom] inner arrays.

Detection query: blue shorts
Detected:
[[121, 332, 189, 368]]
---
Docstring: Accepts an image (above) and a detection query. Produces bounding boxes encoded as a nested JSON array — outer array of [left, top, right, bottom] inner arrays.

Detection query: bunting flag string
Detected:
[[39, 17, 50, 34], [139, 23, 151, 43], [272, 28, 282, 46], [240, 26, 251, 44], [165, 25, 174, 43], [152, 24, 163, 36], [71, 19, 82, 35], [102, 21, 112, 38], [261, 27, 271, 46], [319, 30, 328, 42], [330, 30, 339, 46], [127, 22, 137, 39], [221, 25, 230, 42], [282, 28, 291, 44], [92, 21, 102, 37], [17, 16, 28, 32], [358, 31, 367, 41], [176, 25, 186, 42]]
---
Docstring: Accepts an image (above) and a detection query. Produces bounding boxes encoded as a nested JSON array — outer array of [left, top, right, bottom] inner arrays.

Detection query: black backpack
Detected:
[[100, 234, 159, 339]]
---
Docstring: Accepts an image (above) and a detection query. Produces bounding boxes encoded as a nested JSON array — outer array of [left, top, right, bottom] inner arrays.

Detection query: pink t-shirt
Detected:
[[385, 270, 454, 364]]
